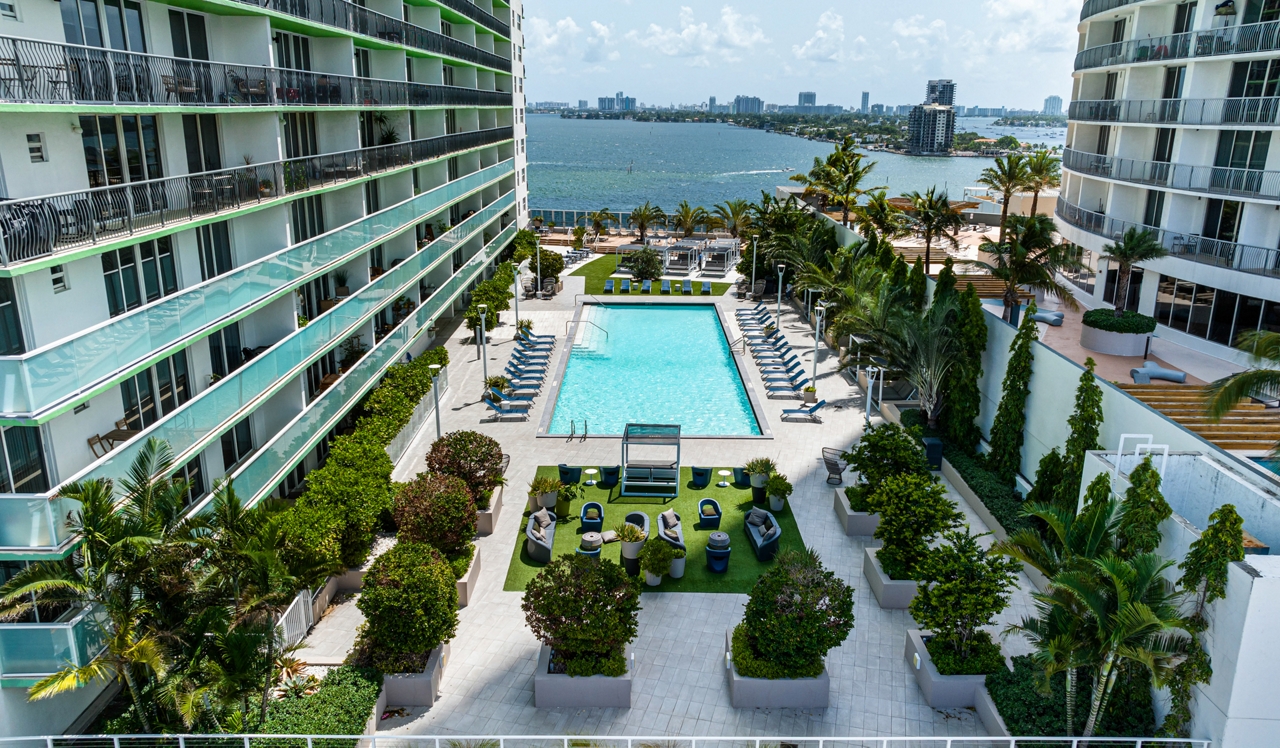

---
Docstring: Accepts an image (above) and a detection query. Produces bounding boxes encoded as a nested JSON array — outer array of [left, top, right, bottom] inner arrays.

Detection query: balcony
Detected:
[[435, 0, 511, 38], [227, 0, 512, 73], [1062, 147, 1280, 202], [1075, 20, 1280, 71], [1068, 97, 1280, 127], [1081, 0, 1139, 21], [0, 126, 513, 266], [0, 34, 512, 110], [0, 160, 513, 419], [0, 604, 106, 681], [227, 224, 514, 505], [0, 493, 79, 556], [1056, 195, 1280, 277]]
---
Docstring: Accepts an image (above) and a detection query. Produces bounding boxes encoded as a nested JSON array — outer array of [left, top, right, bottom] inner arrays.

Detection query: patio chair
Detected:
[[682, 279, 692, 294], [513, 348, 551, 361], [782, 400, 827, 422], [558, 464, 583, 484], [624, 511, 650, 541], [525, 509, 557, 563], [604, 278, 615, 293], [524, 329, 556, 341], [661, 279, 671, 294], [484, 398, 530, 420], [599, 465, 621, 488], [656, 508, 686, 552], [822, 447, 847, 485], [1131, 361, 1187, 384], [732, 467, 749, 486], [518, 336, 554, 351], [701, 281, 711, 294], [690, 466, 712, 489], [736, 303, 767, 316], [580, 501, 604, 533], [621, 279, 631, 293], [642, 279, 652, 294], [766, 378, 808, 399], [744, 507, 782, 561], [491, 387, 534, 403], [698, 498, 722, 530]]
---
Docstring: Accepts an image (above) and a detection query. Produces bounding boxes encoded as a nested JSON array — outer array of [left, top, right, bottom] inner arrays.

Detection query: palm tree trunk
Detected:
[[1030, 188, 1041, 219], [842, 202, 850, 228], [1066, 666, 1077, 736], [121, 665, 153, 733], [1113, 264, 1131, 318], [924, 235, 932, 274], [1083, 652, 1117, 737], [260, 624, 275, 723], [999, 195, 1012, 244], [1003, 287, 1018, 323]]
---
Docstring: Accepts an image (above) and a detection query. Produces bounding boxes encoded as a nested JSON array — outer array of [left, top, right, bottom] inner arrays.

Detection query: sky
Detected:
[[522, 0, 1080, 110]]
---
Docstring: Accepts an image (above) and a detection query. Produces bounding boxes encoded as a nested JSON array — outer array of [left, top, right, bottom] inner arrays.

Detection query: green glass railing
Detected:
[[227, 224, 514, 505], [71, 193, 515, 497], [0, 494, 78, 554], [0, 159, 513, 416], [0, 603, 106, 678]]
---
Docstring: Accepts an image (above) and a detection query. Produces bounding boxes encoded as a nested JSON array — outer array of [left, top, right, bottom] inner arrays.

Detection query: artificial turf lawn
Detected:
[[502, 465, 804, 593], [569, 254, 733, 297]]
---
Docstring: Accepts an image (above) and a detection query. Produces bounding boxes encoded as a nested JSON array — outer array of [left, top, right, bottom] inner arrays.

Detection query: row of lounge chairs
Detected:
[[735, 303, 826, 423], [603, 278, 714, 295], [483, 330, 558, 421], [563, 249, 593, 266]]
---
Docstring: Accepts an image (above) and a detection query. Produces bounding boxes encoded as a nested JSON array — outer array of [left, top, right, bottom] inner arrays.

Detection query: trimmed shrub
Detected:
[[512, 245, 565, 284], [869, 473, 961, 580], [987, 300, 1038, 484], [425, 430, 505, 510], [735, 548, 854, 678], [292, 433, 395, 570], [1082, 308, 1157, 335], [843, 422, 931, 494], [262, 666, 382, 734], [356, 542, 458, 673], [943, 444, 1030, 534], [926, 630, 1005, 676], [394, 472, 477, 557], [357, 346, 451, 445], [987, 656, 1155, 737], [628, 247, 664, 281], [941, 284, 988, 452], [522, 555, 641, 677], [465, 262, 515, 332]]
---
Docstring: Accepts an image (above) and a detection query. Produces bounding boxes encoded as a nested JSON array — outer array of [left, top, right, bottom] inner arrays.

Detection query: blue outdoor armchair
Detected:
[[580, 501, 604, 533], [691, 466, 712, 488], [558, 464, 582, 484], [698, 498, 722, 529]]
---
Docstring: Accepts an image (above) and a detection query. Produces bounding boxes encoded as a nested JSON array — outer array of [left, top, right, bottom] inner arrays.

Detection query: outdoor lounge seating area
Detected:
[[491, 330, 559, 420], [736, 304, 814, 402]]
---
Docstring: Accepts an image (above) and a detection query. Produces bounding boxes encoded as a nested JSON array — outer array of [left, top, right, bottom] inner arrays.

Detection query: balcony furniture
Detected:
[[87, 434, 110, 458], [744, 507, 781, 561], [717, 469, 731, 487], [732, 467, 749, 485], [101, 425, 139, 449], [580, 502, 604, 533], [162, 74, 197, 101], [822, 447, 847, 485], [698, 498, 722, 530]]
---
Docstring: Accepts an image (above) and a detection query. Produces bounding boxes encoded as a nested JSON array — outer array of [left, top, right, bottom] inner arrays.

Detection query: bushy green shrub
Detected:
[[735, 548, 854, 678], [394, 472, 477, 557], [356, 542, 458, 673], [291, 432, 395, 570], [512, 245, 565, 283], [425, 430, 505, 510], [943, 444, 1029, 534], [261, 666, 381, 734], [522, 555, 641, 677], [926, 631, 1005, 675], [465, 262, 515, 332], [987, 656, 1156, 737], [1082, 308, 1157, 334], [357, 347, 450, 445], [987, 301, 1038, 484], [639, 539, 677, 577], [869, 473, 960, 580], [628, 247, 664, 281], [843, 422, 931, 494]]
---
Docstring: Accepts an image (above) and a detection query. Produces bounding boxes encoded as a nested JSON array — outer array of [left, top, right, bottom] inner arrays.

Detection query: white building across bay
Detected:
[[0, 0, 526, 732]]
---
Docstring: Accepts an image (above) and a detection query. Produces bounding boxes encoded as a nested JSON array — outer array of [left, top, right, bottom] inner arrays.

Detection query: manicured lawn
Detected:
[[502, 466, 804, 593], [569, 255, 733, 297]]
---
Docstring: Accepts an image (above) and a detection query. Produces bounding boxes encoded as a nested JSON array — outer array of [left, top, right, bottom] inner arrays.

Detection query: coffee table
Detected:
[[717, 470, 731, 488], [584, 468, 599, 486]]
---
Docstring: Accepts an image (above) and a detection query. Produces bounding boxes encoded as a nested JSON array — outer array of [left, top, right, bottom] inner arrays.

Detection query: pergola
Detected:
[[702, 238, 740, 276], [620, 424, 681, 498], [663, 239, 704, 275]]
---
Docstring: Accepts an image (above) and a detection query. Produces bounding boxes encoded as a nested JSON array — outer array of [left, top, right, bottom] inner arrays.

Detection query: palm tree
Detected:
[[1100, 227, 1166, 317], [855, 190, 909, 239], [789, 155, 839, 214], [587, 208, 617, 246], [977, 153, 1030, 243], [628, 201, 666, 244], [879, 297, 959, 429], [970, 214, 1081, 325], [1024, 150, 1062, 218], [1205, 330, 1280, 439], [712, 199, 753, 238], [903, 186, 964, 272], [671, 201, 709, 237], [1006, 599, 1092, 736]]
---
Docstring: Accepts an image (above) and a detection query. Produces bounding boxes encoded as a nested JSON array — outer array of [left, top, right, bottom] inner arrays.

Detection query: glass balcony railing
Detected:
[[68, 192, 514, 498], [1056, 195, 1280, 277], [227, 224, 513, 506], [435, 0, 511, 37], [1075, 20, 1280, 71], [0, 160, 513, 418], [1068, 97, 1280, 127], [0, 126, 513, 266], [0, 34, 512, 110], [0, 493, 79, 553], [0, 603, 106, 679], [1063, 147, 1280, 201], [1081, 0, 1139, 21], [227, 0, 512, 72]]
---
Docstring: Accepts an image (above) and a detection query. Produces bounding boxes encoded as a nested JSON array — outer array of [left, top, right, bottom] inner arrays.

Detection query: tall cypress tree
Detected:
[[890, 254, 908, 289], [907, 257, 927, 310], [941, 284, 989, 453], [1057, 357, 1104, 509], [933, 256, 958, 304], [987, 300, 1038, 485], [877, 241, 896, 271], [1117, 455, 1171, 558]]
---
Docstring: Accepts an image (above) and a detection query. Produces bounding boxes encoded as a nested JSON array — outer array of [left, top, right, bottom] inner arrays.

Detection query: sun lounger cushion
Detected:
[[702, 504, 717, 516], [585, 508, 599, 520], [661, 509, 678, 527]]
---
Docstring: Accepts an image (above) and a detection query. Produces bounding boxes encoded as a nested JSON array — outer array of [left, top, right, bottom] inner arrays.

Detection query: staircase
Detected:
[[1118, 384, 1280, 451]]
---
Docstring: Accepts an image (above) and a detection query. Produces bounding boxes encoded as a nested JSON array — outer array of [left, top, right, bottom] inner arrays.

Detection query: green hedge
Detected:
[[262, 666, 382, 734], [942, 445, 1030, 534], [1082, 309, 1157, 334], [987, 655, 1155, 737]]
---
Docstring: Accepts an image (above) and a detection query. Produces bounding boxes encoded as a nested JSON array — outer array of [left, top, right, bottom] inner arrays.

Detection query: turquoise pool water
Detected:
[[548, 305, 761, 436]]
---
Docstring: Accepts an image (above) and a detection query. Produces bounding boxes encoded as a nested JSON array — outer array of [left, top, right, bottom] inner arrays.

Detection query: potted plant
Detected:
[[766, 473, 792, 513], [482, 375, 511, 401], [863, 473, 961, 609], [639, 540, 676, 586], [555, 481, 583, 517], [332, 269, 349, 297], [838, 423, 931, 536], [802, 385, 817, 405], [615, 521, 646, 560], [725, 549, 853, 708], [529, 476, 562, 510], [517, 318, 534, 338], [258, 178, 274, 197], [668, 546, 686, 578], [744, 457, 776, 489], [425, 430, 506, 535]]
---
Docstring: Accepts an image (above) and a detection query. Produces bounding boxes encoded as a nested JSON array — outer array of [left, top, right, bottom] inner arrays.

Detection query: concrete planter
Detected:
[[941, 459, 1050, 593], [750, 473, 768, 488], [311, 567, 366, 622], [669, 556, 686, 578], [365, 687, 388, 734], [456, 549, 482, 608], [904, 629, 988, 709], [538, 490, 558, 509], [383, 643, 449, 708], [768, 494, 786, 512], [833, 489, 879, 536], [476, 485, 502, 536], [975, 684, 1011, 736], [724, 628, 829, 708], [533, 644, 632, 707], [863, 547, 917, 609], [1080, 324, 1150, 356], [621, 539, 645, 559], [644, 571, 662, 586]]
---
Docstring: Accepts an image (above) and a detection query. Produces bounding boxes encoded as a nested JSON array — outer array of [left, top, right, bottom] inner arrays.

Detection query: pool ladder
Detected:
[[566, 419, 589, 442]]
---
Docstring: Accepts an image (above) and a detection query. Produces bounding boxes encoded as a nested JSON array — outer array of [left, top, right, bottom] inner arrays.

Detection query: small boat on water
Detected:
[[783, 167, 794, 172]]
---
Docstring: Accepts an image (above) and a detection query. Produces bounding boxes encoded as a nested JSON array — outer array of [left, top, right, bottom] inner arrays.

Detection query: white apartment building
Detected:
[[0, 0, 526, 732], [1058, 0, 1280, 365]]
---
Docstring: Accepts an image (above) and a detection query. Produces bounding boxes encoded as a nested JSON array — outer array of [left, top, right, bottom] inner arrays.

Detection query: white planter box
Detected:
[[456, 549, 482, 608], [904, 629, 988, 709], [621, 540, 644, 559], [724, 628, 829, 708], [644, 571, 662, 586], [863, 547, 918, 609], [533, 644, 632, 708], [1080, 324, 1149, 356], [769, 494, 785, 512], [669, 556, 686, 578], [976, 684, 1011, 736], [477, 485, 503, 536], [383, 643, 449, 708], [538, 491, 558, 509], [833, 489, 879, 536]]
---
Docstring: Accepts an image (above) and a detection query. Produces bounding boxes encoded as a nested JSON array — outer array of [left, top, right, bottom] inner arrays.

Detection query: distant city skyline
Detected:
[[524, 0, 1075, 111]]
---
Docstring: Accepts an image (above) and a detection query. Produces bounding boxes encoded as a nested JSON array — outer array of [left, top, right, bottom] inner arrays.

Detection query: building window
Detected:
[[181, 113, 221, 173], [1062, 245, 1095, 295], [439, 20, 451, 37], [1102, 267, 1143, 312], [197, 221, 233, 280], [179, 455, 205, 505], [0, 2, 19, 20], [291, 195, 325, 242], [364, 179, 380, 213], [220, 416, 253, 469], [26, 134, 45, 163], [50, 265, 68, 293], [272, 31, 311, 71], [0, 425, 49, 494], [79, 114, 163, 188], [442, 64, 454, 86], [1155, 273, 1270, 349], [208, 323, 243, 379], [354, 47, 370, 79], [155, 349, 191, 413], [103, 239, 177, 316], [0, 277, 24, 355], [120, 369, 158, 431]]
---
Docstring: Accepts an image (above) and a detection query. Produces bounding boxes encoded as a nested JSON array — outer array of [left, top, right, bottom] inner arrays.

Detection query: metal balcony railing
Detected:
[[1081, 0, 1139, 21], [0, 126, 513, 266], [1062, 146, 1280, 201], [0, 34, 512, 109], [0, 603, 106, 679], [1075, 19, 1280, 70], [1068, 96, 1280, 126], [436, 0, 511, 37], [228, 0, 512, 72], [1056, 195, 1280, 277]]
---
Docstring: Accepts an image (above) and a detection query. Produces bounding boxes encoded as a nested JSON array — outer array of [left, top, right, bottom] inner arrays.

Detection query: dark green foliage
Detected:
[[910, 528, 1019, 670], [512, 245, 565, 283], [907, 257, 927, 309], [513, 228, 538, 256], [1117, 456, 1172, 558], [289, 433, 394, 570], [639, 539, 679, 576], [943, 444, 1030, 533], [843, 422, 931, 495], [356, 346, 451, 445], [1026, 448, 1065, 506], [424, 430, 504, 510], [876, 240, 895, 271], [522, 556, 642, 677], [987, 656, 1156, 737], [261, 666, 382, 734], [926, 630, 1005, 676], [737, 548, 854, 678], [731, 623, 790, 679], [889, 254, 908, 288], [628, 247, 664, 281], [393, 472, 477, 557], [869, 473, 961, 579], [356, 542, 459, 673], [1058, 358, 1103, 508], [933, 256, 958, 303], [1083, 471, 1113, 509], [1082, 309, 1157, 334], [465, 262, 515, 332], [988, 300, 1038, 484], [844, 484, 871, 512], [941, 284, 988, 452]]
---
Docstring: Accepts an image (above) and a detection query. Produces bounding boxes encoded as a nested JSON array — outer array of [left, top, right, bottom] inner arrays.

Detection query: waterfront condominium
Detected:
[[0, 0, 526, 732], [1056, 0, 1280, 365]]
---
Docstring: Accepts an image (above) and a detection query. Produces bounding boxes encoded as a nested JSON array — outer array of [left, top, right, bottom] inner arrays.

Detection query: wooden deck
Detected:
[[1118, 384, 1280, 451]]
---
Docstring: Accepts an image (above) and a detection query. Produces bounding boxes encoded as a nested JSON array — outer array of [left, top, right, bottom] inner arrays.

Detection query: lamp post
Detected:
[[513, 259, 530, 340], [813, 302, 827, 383], [750, 236, 757, 300], [776, 263, 786, 321], [429, 364, 442, 440], [536, 239, 543, 299], [478, 303, 489, 382]]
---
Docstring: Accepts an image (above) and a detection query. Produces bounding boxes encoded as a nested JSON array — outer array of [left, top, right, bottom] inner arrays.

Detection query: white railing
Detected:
[[0, 735, 1215, 747], [277, 588, 315, 648]]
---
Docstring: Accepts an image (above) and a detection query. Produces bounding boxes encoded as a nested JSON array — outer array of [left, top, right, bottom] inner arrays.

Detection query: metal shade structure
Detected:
[[620, 423, 681, 498]]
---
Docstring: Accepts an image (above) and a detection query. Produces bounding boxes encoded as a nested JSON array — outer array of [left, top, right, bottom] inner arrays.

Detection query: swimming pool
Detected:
[[546, 304, 763, 436]]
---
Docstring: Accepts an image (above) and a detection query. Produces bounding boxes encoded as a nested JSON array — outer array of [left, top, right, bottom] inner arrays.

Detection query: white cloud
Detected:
[[526, 15, 616, 74], [792, 10, 868, 63], [627, 6, 767, 65]]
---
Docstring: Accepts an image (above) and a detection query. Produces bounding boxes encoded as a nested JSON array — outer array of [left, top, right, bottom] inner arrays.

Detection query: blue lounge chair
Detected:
[[737, 302, 767, 315], [511, 352, 550, 365], [661, 279, 672, 294], [558, 464, 583, 483], [691, 466, 712, 488], [698, 498, 722, 530], [763, 371, 806, 385], [765, 378, 808, 398], [682, 279, 693, 294], [732, 467, 749, 485], [580, 502, 604, 533], [621, 279, 631, 293], [519, 333, 555, 346], [760, 359, 803, 374], [491, 387, 534, 402], [513, 347, 551, 359], [505, 362, 545, 377], [604, 279, 615, 293], [701, 281, 711, 294], [782, 400, 827, 422], [484, 398, 530, 420], [642, 279, 652, 294], [524, 330, 556, 341]]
